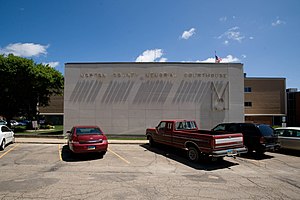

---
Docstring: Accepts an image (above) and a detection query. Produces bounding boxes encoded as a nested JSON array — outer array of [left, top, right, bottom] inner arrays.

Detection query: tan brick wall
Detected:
[[39, 95, 64, 114], [244, 78, 286, 115]]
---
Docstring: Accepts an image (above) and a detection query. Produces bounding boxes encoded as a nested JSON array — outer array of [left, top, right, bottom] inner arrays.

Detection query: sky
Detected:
[[1, 0, 300, 89]]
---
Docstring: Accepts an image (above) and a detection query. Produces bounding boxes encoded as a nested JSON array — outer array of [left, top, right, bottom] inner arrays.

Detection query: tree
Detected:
[[0, 54, 64, 124]]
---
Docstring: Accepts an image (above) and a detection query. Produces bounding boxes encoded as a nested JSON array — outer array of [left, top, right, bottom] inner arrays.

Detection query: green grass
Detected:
[[14, 125, 63, 135], [107, 136, 146, 140]]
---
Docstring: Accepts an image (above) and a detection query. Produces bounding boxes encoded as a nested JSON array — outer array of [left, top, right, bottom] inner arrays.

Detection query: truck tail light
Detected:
[[211, 139, 215, 149], [241, 136, 244, 145], [259, 136, 265, 144]]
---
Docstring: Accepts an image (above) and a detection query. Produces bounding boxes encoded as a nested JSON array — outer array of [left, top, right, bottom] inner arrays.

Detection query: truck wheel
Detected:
[[187, 146, 199, 162], [148, 136, 155, 147]]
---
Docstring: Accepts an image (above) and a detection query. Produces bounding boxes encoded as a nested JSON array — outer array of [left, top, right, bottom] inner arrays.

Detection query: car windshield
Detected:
[[76, 127, 102, 135], [257, 125, 274, 136]]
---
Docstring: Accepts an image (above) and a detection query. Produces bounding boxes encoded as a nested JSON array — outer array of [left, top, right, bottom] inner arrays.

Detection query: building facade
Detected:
[[244, 77, 286, 126], [64, 62, 244, 135], [39, 95, 64, 125], [286, 88, 300, 126]]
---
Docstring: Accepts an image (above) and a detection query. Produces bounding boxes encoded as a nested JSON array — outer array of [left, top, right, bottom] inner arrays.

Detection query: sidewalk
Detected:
[[15, 137, 148, 145]]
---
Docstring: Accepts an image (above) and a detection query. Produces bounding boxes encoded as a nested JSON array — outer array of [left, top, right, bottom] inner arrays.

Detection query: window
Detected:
[[158, 122, 166, 130], [1, 126, 10, 132], [244, 87, 252, 93], [75, 127, 102, 135], [175, 121, 197, 130], [244, 102, 252, 107], [166, 122, 172, 130], [228, 125, 240, 133], [212, 124, 226, 131]]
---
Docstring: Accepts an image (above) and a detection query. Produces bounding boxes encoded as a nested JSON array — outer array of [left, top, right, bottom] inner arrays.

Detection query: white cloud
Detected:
[[198, 55, 240, 63], [181, 28, 196, 40], [43, 61, 59, 68], [249, 36, 254, 40], [218, 27, 245, 43], [0, 43, 49, 57], [241, 54, 247, 59], [272, 19, 286, 26], [135, 49, 167, 62], [223, 40, 229, 45]]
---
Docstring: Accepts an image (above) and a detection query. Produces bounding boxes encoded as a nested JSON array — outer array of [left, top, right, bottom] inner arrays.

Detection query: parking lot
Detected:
[[0, 143, 299, 200]]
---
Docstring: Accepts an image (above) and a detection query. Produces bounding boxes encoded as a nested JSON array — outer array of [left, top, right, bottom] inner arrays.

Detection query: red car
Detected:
[[66, 125, 108, 156]]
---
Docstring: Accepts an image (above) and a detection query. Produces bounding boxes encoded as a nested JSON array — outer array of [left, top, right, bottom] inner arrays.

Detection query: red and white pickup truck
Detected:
[[146, 120, 247, 162]]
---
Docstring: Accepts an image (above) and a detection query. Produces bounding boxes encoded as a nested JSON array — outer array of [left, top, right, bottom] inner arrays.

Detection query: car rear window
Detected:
[[212, 124, 227, 131], [257, 125, 274, 136], [76, 127, 102, 135]]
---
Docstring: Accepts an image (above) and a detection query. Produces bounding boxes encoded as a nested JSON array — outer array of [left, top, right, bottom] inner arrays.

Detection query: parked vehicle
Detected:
[[0, 125, 15, 150], [10, 120, 19, 127], [212, 123, 280, 155], [66, 125, 108, 156], [275, 127, 300, 151], [0, 120, 7, 125], [146, 120, 247, 162], [17, 120, 31, 126]]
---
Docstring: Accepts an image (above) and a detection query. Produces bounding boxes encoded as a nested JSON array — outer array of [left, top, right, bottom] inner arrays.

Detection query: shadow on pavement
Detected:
[[239, 151, 274, 160], [140, 143, 239, 171], [61, 145, 104, 162], [275, 149, 300, 157]]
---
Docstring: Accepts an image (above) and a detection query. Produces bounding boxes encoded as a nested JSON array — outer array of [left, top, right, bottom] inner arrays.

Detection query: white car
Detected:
[[0, 125, 15, 150], [275, 127, 300, 151]]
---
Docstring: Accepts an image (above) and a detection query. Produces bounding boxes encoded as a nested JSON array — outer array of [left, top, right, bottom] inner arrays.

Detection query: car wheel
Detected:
[[187, 146, 199, 162], [0, 139, 6, 150], [100, 151, 106, 157]]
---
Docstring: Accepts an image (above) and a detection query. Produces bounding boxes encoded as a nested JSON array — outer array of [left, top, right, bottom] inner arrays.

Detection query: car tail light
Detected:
[[71, 134, 79, 144], [102, 140, 108, 144], [259, 137, 265, 144]]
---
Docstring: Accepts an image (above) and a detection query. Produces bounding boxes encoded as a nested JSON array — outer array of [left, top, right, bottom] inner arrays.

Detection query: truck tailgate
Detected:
[[213, 133, 244, 149]]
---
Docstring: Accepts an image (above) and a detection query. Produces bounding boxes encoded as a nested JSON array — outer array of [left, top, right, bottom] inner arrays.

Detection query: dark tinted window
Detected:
[[76, 127, 102, 135], [228, 124, 240, 132], [276, 129, 300, 137], [241, 124, 258, 135], [1, 126, 10, 132], [212, 124, 227, 131], [257, 125, 274, 136], [244, 87, 252, 92], [244, 102, 252, 107]]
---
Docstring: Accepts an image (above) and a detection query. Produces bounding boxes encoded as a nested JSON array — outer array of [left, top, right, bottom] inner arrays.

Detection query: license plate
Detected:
[[227, 149, 237, 156], [87, 146, 96, 150]]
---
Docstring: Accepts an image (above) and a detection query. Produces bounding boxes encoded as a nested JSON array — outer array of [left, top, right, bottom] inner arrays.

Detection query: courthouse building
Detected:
[[64, 62, 244, 135]]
